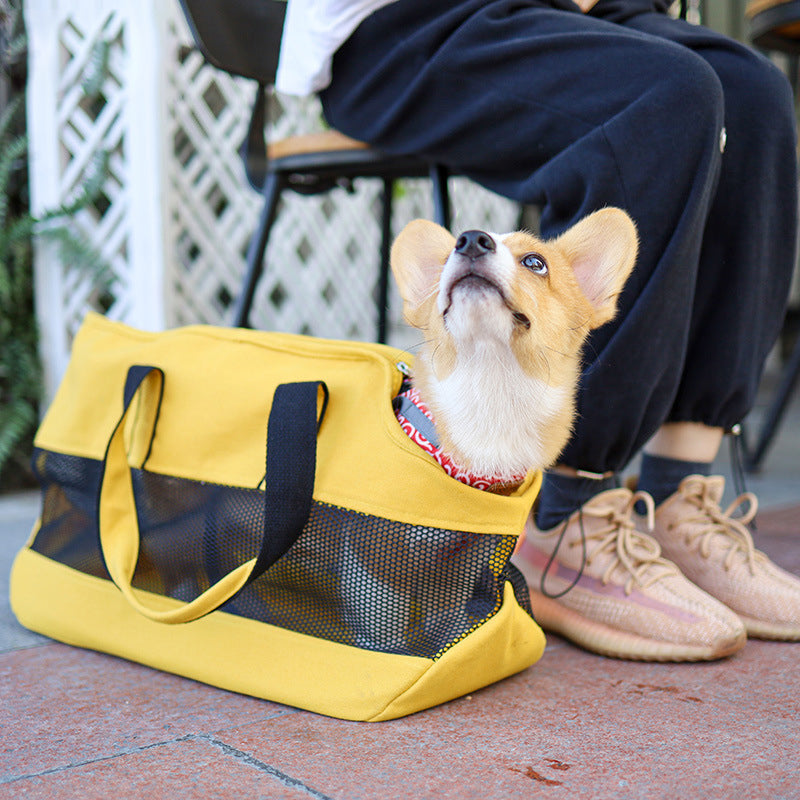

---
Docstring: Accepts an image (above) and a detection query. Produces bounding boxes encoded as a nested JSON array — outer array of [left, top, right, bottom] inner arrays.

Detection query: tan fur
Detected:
[[390, 208, 638, 480]]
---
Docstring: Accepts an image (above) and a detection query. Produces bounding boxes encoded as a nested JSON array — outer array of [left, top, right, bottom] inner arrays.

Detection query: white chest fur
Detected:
[[427, 341, 569, 479]]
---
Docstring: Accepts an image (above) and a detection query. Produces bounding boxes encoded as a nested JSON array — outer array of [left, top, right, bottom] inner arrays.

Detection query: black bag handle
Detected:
[[251, 380, 326, 581], [97, 365, 325, 624]]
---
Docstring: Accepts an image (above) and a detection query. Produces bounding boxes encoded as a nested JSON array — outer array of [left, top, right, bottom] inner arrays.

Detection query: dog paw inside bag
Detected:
[[10, 313, 544, 721]]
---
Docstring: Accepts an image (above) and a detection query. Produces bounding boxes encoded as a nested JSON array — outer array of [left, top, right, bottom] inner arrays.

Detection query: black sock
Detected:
[[637, 452, 713, 507], [535, 471, 619, 530]]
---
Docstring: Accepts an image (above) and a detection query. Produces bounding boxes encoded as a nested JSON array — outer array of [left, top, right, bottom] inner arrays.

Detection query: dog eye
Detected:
[[521, 253, 548, 275]]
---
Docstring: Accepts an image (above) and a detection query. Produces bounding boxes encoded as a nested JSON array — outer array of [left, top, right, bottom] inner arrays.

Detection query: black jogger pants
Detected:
[[321, 0, 798, 473]]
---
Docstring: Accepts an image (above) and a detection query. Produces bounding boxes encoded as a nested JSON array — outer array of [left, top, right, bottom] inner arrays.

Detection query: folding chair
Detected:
[[178, 0, 453, 341]]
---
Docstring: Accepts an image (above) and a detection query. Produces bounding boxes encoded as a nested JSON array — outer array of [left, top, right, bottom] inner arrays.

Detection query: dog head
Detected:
[[390, 208, 638, 477]]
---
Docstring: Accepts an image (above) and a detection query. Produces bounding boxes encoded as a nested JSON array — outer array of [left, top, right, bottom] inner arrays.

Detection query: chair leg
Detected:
[[430, 164, 451, 229], [231, 171, 282, 329], [745, 332, 800, 471], [377, 177, 394, 344]]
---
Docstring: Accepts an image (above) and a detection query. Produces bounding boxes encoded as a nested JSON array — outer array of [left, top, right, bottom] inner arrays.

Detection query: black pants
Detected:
[[321, 0, 797, 473]]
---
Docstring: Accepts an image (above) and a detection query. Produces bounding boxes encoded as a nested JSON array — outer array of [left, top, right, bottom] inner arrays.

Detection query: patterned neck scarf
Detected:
[[394, 384, 527, 492]]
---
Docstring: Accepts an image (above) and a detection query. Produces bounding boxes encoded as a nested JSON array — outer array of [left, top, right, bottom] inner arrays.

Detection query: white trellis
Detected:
[[25, 0, 520, 401]]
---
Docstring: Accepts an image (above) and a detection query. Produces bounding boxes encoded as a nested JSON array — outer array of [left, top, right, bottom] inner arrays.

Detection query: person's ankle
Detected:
[[535, 468, 619, 530], [637, 452, 712, 507]]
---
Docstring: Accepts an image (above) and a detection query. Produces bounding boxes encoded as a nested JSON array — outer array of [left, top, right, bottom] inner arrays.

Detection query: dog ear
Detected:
[[391, 219, 455, 327], [555, 208, 638, 328]]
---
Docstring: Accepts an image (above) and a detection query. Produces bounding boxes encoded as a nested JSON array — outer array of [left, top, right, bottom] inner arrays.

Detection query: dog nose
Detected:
[[455, 230, 496, 259]]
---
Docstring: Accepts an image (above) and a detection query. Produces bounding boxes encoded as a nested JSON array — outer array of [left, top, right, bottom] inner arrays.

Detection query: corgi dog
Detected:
[[339, 208, 638, 654], [390, 208, 638, 489]]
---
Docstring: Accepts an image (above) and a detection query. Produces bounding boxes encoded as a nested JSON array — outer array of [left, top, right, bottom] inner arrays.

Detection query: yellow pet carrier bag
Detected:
[[11, 313, 545, 721]]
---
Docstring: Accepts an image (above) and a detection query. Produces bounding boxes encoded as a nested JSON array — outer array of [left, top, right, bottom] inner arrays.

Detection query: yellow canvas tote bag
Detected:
[[11, 313, 545, 721]]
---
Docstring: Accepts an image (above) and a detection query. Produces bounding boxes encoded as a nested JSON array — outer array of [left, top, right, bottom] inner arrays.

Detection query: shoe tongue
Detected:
[[683, 474, 725, 503], [584, 487, 632, 511]]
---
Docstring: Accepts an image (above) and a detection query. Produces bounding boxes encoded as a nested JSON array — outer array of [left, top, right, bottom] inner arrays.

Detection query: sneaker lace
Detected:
[[542, 491, 678, 598], [676, 481, 760, 575]]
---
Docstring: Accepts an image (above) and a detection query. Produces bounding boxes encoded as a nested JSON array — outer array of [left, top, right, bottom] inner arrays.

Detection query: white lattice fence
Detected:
[[26, 0, 520, 400]]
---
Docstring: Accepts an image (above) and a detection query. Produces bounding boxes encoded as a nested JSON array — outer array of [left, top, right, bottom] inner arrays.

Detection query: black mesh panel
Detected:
[[30, 448, 108, 579], [29, 449, 532, 659], [226, 503, 520, 658]]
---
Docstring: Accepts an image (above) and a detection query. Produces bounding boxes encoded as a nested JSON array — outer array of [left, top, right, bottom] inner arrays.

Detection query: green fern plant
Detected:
[[1, 1, 110, 490]]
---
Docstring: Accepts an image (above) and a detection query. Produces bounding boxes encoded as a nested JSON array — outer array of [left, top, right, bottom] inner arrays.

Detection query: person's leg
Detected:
[[323, 0, 726, 482], [601, 9, 800, 640], [324, 0, 750, 660], [536, 3, 796, 528], [619, 9, 797, 494]]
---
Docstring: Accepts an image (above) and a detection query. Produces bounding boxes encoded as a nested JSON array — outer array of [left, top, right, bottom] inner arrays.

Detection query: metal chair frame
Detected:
[[179, 0, 453, 341], [744, 0, 800, 469]]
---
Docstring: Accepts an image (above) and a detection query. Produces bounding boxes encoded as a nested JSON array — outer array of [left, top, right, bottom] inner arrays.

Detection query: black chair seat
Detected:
[[271, 149, 442, 181], [747, 0, 800, 53]]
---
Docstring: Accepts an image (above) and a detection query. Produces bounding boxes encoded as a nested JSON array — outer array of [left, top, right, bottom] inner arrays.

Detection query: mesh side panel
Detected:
[[229, 503, 519, 658], [28, 451, 532, 659], [129, 469, 265, 601], [129, 470, 524, 658], [29, 448, 108, 579]]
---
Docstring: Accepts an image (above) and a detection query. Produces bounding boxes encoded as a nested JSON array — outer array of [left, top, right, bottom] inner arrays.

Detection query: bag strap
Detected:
[[97, 365, 325, 624], [250, 380, 324, 581]]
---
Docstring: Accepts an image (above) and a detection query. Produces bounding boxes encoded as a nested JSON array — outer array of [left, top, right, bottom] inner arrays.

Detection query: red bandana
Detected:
[[395, 386, 527, 492]]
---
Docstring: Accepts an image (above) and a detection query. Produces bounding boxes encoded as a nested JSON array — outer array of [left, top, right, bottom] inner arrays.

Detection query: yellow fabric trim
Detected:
[[11, 549, 429, 721], [371, 582, 546, 721], [11, 549, 544, 721], [35, 313, 539, 536]]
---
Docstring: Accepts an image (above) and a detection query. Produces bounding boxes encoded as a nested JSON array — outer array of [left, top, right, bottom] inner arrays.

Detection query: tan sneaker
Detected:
[[511, 487, 746, 661], [652, 475, 800, 640]]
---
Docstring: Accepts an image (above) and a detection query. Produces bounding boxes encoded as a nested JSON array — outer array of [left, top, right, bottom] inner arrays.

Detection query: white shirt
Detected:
[[276, 0, 399, 95]]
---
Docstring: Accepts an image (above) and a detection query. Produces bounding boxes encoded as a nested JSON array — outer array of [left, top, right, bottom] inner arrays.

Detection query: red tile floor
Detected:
[[1, 498, 798, 800], [2, 374, 799, 798]]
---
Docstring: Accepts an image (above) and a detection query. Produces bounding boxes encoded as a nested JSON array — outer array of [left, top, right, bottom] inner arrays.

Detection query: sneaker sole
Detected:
[[738, 614, 800, 641], [529, 589, 747, 662]]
